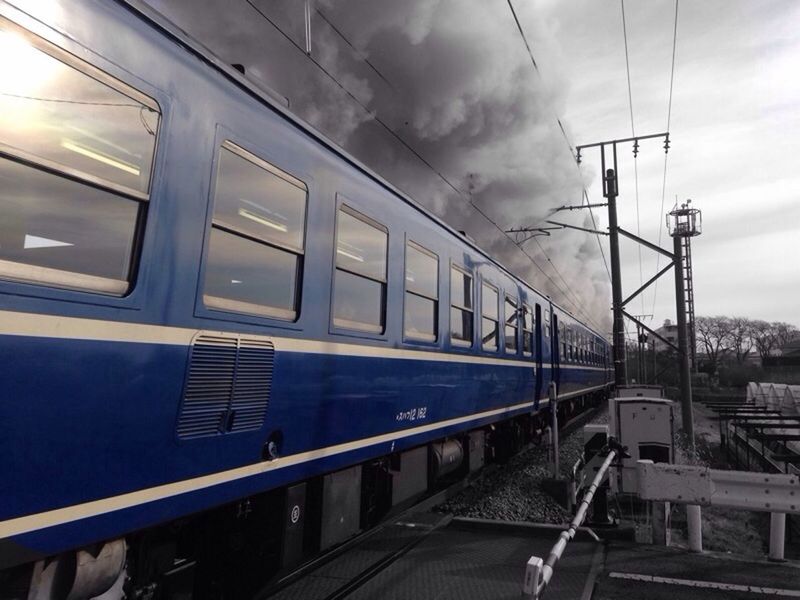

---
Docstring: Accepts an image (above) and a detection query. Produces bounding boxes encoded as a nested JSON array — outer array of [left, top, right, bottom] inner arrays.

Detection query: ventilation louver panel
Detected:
[[230, 339, 275, 432], [177, 334, 274, 439]]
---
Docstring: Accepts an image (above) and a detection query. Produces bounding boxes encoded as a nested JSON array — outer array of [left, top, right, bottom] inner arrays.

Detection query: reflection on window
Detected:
[[481, 282, 498, 351], [0, 19, 159, 194], [204, 142, 306, 319], [544, 309, 551, 338], [0, 159, 138, 293], [404, 242, 438, 341], [212, 144, 306, 252], [204, 229, 299, 318], [333, 206, 387, 333], [523, 304, 535, 357], [504, 296, 518, 353], [450, 266, 473, 345], [0, 19, 160, 295]]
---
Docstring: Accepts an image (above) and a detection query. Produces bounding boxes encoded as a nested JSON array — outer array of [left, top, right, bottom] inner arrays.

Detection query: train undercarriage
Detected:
[[3, 391, 604, 600]]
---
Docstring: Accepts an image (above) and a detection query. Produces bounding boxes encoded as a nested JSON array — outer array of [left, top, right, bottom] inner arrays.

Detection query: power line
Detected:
[[506, 1, 613, 286], [651, 0, 680, 320], [621, 0, 645, 318], [531, 235, 606, 331], [470, 195, 604, 330], [506, 0, 612, 327], [506, 0, 538, 70], [314, 8, 396, 91], [583, 189, 612, 282], [245, 0, 605, 328], [244, 0, 464, 198]]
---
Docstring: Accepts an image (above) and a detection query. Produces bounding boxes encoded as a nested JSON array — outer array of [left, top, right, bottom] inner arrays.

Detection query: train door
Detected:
[[534, 303, 543, 408], [551, 310, 561, 399]]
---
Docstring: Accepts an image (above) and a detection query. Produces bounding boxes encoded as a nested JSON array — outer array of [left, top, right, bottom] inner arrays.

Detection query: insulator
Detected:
[[632, 139, 639, 158]]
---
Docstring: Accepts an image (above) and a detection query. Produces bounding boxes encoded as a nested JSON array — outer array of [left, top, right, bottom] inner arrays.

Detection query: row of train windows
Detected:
[[206, 141, 539, 354], [0, 19, 605, 362], [559, 323, 605, 365]]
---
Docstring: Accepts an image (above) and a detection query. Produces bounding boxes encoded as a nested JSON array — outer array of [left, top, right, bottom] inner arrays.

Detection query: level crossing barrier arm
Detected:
[[523, 439, 627, 599]]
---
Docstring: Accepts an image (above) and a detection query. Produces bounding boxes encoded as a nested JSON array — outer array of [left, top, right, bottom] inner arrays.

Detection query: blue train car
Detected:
[[0, 1, 612, 597]]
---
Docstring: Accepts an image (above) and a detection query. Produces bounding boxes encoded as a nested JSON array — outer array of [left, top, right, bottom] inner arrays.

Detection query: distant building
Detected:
[[653, 319, 684, 353]]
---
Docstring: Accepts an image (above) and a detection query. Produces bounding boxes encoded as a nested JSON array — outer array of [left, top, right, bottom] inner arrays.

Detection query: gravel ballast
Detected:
[[436, 409, 608, 524]]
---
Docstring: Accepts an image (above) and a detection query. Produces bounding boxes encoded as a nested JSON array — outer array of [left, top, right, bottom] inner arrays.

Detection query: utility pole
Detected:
[[504, 133, 702, 448], [605, 167, 626, 386], [668, 202, 702, 451], [574, 134, 669, 387]]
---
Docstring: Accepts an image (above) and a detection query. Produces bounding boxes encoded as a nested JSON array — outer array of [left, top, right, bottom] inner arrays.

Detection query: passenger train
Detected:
[[0, 1, 612, 597]]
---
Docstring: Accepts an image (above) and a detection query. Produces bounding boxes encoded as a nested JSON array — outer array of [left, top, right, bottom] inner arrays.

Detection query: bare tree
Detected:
[[696, 315, 732, 374], [773, 322, 799, 354], [728, 317, 756, 363], [751, 319, 777, 361]]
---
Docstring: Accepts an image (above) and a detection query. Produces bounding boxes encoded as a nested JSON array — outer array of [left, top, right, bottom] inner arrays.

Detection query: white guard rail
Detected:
[[637, 460, 799, 560], [637, 460, 799, 512]]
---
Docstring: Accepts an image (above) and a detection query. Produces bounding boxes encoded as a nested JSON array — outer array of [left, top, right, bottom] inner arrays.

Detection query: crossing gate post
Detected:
[[769, 512, 786, 561]]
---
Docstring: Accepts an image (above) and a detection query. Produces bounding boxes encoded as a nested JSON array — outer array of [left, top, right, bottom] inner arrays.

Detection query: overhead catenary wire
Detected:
[[651, 0, 680, 320], [245, 0, 606, 330], [320, 0, 605, 331], [621, 0, 645, 319], [506, 0, 612, 331], [507, 0, 612, 287]]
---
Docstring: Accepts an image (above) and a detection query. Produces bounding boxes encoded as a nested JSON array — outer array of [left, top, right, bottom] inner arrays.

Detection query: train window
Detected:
[[204, 143, 306, 320], [504, 296, 518, 353], [333, 206, 388, 333], [404, 241, 438, 342], [0, 19, 160, 294], [522, 304, 534, 357], [0, 19, 159, 194], [544, 309, 551, 338], [560, 323, 567, 360], [481, 282, 499, 351], [450, 266, 473, 345]]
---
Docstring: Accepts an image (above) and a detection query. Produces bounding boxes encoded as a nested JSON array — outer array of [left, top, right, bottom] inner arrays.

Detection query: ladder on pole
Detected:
[[682, 236, 697, 370]]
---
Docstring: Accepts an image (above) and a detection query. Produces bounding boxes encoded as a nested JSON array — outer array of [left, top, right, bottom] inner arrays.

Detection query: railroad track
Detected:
[[255, 404, 603, 600]]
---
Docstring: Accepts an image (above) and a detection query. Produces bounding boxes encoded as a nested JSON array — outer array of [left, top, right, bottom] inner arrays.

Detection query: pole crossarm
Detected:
[[621, 262, 674, 308], [617, 227, 674, 260], [552, 202, 608, 213], [545, 220, 608, 236], [576, 132, 670, 152], [621, 309, 679, 353], [575, 132, 670, 164]]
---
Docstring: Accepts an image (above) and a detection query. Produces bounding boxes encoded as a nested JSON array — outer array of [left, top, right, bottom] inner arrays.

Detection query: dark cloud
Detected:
[[147, 0, 611, 331]]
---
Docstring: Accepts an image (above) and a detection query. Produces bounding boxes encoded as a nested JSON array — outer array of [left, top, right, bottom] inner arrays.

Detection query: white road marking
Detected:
[[609, 572, 800, 597]]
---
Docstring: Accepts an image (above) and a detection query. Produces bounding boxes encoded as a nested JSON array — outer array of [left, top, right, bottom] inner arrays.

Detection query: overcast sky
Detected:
[[541, 0, 800, 333], [150, 0, 799, 337]]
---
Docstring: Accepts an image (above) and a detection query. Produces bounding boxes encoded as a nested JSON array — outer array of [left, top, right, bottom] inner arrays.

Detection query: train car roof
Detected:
[[119, 0, 605, 340]]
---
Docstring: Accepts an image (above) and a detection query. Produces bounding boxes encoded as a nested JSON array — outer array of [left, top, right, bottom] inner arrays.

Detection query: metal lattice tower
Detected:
[[682, 235, 697, 369], [667, 200, 702, 370]]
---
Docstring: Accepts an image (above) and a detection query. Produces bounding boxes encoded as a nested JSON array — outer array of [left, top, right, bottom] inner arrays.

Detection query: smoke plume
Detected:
[[148, 0, 611, 332]]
